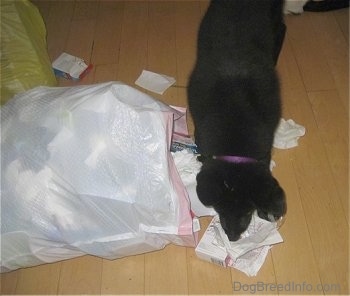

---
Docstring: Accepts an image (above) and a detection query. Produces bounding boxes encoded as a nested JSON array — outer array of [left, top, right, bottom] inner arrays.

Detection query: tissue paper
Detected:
[[135, 70, 176, 94], [273, 118, 306, 149]]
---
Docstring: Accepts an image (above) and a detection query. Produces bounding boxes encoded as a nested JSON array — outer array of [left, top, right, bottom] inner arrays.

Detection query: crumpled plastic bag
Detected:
[[0, 0, 57, 105], [0, 82, 197, 272]]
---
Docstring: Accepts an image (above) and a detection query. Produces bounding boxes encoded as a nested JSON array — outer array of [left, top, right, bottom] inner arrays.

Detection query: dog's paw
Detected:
[[257, 195, 286, 222]]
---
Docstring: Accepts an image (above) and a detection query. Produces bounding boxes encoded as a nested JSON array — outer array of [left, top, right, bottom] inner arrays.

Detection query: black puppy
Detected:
[[188, 0, 287, 241]]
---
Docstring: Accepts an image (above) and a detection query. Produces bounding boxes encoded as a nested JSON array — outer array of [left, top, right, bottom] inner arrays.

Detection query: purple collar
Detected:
[[213, 155, 257, 164]]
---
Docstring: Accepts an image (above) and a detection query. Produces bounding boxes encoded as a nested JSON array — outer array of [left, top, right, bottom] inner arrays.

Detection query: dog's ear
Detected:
[[196, 168, 227, 206]]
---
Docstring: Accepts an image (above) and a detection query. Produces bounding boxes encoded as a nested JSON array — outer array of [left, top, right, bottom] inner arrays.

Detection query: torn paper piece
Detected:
[[230, 245, 271, 277], [135, 70, 176, 94], [195, 213, 283, 276], [273, 118, 306, 149], [52, 52, 92, 80], [195, 219, 231, 267], [223, 213, 283, 260]]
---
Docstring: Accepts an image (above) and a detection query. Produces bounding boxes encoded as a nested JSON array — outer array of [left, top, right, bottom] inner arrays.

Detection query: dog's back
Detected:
[[188, 0, 285, 164]]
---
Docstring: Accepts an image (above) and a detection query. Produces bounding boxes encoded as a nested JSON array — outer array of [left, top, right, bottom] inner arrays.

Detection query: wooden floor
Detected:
[[1, 1, 349, 295]]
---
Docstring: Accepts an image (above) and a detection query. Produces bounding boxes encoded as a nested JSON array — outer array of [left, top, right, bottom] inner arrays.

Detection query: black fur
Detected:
[[188, 0, 287, 241]]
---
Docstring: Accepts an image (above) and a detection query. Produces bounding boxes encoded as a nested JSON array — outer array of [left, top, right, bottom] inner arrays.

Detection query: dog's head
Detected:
[[196, 160, 286, 241]]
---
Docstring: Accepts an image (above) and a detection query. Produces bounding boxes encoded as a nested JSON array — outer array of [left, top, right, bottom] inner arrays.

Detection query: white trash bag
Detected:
[[1, 82, 198, 272]]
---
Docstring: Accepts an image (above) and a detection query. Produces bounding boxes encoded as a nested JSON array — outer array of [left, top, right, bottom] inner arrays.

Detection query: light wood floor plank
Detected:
[[64, 19, 96, 64], [229, 252, 277, 296], [93, 63, 118, 83], [174, 1, 201, 87], [147, 1, 177, 79], [277, 30, 309, 92], [15, 263, 61, 295], [333, 8, 349, 43], [271, 149, 323, 295], [145, 245, 189, 295], [91, 1, 124, 66], [57, 255, 103, 294], [72, 0, 99, 21], [0, 270, 18, 295], [308, 90, 349, 223], [187, 250, 234, 295], [43, 1, 76, 61], [101, 255, 145, 294], [309, 12, 349, 99], [285, 13, 336, 91], [283, 87, 349, 295], [337, 86, 349, 111], [271, 35, 323, 293], [117, 1, 148, 85]]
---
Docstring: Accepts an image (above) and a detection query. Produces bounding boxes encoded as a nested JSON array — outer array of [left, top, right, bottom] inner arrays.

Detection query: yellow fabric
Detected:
[[1, 0, 57, 104]]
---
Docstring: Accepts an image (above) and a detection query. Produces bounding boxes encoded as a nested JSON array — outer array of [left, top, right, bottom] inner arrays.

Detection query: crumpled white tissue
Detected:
[[172, 150, 217, 217], [273, 118, 306, 149], [284, 0, 308, 14], [135, 70, 176, 94]]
